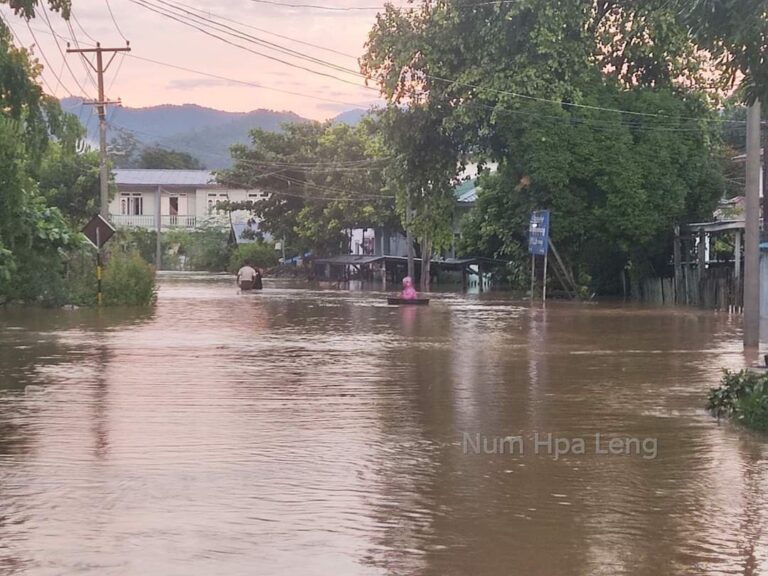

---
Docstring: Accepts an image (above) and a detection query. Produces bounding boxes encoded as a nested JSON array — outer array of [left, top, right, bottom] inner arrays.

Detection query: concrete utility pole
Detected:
[[744, 99, 762, 351], [66, 42, 131, 219]]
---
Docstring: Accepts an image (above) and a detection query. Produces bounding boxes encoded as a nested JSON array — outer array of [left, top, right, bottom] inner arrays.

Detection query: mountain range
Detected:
[[61, 98, 368, 169]]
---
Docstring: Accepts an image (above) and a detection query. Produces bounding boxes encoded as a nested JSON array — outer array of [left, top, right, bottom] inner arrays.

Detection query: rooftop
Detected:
[[114, 169, 219, 187]]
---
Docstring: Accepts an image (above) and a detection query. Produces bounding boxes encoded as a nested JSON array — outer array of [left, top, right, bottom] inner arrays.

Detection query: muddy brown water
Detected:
[[0, 273, 766, 575]]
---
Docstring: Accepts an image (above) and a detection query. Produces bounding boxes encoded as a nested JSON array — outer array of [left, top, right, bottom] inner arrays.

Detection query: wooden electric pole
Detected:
[[744, 99, 761, 351], [66, 42, 131, 219]]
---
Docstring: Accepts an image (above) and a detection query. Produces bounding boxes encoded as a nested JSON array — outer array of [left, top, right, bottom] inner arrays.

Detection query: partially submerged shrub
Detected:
[[707, 370, 768, 432], [102, 250, 156, 306]]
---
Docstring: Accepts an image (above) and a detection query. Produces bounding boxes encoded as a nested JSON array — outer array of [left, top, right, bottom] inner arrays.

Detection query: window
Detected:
[[121, 198, 127, 215]]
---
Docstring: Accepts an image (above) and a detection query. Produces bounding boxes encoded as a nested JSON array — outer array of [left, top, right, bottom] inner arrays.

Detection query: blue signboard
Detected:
[[528, 210, 550, 256]]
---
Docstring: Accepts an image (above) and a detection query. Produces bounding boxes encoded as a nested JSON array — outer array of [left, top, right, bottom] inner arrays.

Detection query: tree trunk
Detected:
[[420, 235, 432, 292], [406, 228, 415, 280], [406, 197, 415, 280]]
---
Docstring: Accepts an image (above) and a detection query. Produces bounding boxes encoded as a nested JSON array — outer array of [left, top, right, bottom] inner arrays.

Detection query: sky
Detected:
[[2, 0, 391, 119]]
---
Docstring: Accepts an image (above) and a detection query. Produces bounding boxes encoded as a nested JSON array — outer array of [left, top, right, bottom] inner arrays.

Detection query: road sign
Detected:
[[528, 210, 550, 256], [82, 214, 115, 249]]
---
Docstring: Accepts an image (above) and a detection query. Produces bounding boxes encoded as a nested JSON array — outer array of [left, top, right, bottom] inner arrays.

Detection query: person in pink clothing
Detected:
[[400, 276, 417, 300]]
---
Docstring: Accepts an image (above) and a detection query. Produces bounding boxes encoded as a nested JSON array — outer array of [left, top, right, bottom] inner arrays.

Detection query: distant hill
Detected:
[[332, 108, 368, 126], [61, 99, 372, 168], [61, 98, 310, 169]]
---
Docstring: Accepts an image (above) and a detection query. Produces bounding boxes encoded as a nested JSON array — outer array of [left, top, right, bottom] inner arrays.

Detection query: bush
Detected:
[[102, 250, 157, 306], [112, 226, 234, 272], [228, 242, 279, 273], [163, 226, 231, 272], [707, 370, 768, 432], [112, 227, 159, 266]]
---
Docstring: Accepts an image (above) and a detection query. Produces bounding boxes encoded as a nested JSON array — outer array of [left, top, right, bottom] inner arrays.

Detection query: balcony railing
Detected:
[[110, 215, 200, 229]]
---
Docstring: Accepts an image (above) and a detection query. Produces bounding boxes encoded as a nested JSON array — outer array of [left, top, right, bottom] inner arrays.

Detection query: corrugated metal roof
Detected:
[[114, 169, 218, 187]]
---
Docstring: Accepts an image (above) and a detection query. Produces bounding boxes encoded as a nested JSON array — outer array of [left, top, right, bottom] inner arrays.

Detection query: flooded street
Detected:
[[1, 274, 767, 575]]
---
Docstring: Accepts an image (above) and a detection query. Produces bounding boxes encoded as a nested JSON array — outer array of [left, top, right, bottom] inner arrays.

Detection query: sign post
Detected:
[[82, 215, 116, 306], [528, 210, 551, 302]]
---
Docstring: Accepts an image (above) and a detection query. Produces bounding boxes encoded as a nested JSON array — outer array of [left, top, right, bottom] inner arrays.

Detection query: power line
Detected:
[[36, 8, 93, 97], [127, 0, 370, 89], [108, 119, 390, 172], [25, 21, 378, 110], [104, 0, 129, 42], [132, 0, 747, 128], [2, 15, 58, 96], [126, 53, 376, 109], [24, 20, 739, 133], [71, 9, 97, 44], [166, 0, 358, 60], [107, 52, 126, 93], [22, 19, 78, 97], [63, 17, 99, 91], [151, 0, 360, 76], [247, 0, 388, 11]]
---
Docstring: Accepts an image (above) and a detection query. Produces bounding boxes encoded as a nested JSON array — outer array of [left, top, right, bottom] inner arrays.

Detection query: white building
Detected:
[[109, 169, 267, 231]]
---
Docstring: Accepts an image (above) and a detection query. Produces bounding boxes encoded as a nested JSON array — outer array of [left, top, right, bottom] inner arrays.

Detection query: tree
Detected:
[[108, 129, 141, 168], [361, 0, 727, 294], [218, 119, 396, 257], [677, 0, 768, 103], [36, 143, 101, 225], [0, 1, 101, 304], [378, 105, 461, 291], [138, 146, 204, 170]]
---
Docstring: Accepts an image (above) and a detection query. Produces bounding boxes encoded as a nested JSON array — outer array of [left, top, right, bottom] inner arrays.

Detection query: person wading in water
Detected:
[[237, 261, 259, 292]]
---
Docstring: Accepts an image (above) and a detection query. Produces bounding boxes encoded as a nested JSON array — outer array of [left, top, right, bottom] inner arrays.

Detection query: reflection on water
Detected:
[[0, 273, 766, 575]]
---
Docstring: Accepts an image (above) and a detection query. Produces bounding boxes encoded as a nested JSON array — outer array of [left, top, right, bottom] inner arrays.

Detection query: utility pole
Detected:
[[67, 42, 131, 219], [744, 99, 761, 351]]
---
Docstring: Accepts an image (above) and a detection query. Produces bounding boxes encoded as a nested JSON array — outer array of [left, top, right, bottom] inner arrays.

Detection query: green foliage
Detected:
[[0, 8, 106, 306], [111, 227, 159, 266], [37, 143, 101, 225], [111, 226, 234, 272], [219, 119, 397, 257], [228, 242, 279, 273], [137, 146, 204, 170], [677, 0, 768, 104], [164, 226, 231, 271], [2, 0, 71, 20], [109, 129, 141, 168], [102, 250, 156, 306], [363, 0, 727, 295], [708, 370, 768, 432]]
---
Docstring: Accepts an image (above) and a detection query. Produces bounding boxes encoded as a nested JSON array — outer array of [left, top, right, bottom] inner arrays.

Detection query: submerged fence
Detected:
[[637, 264, 743, 312]]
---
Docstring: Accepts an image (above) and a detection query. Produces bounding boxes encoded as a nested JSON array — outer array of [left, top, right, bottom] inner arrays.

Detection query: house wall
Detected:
[[110, 185, 269, 229]]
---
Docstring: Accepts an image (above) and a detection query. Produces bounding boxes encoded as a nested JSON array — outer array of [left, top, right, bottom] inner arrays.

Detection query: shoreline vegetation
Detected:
[[707, 370, 768, 433]]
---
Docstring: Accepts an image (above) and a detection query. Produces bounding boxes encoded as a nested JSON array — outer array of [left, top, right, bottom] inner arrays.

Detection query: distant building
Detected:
[[347, 162, 494, 259], [109, 169, 268, 233]]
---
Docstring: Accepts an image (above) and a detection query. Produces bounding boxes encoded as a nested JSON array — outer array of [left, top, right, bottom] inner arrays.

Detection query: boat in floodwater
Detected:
[[387, 297, 430, 305]]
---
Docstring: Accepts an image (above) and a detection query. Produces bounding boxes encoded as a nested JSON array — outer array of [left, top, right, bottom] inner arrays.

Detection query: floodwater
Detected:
[[0, 274, 767, 576]]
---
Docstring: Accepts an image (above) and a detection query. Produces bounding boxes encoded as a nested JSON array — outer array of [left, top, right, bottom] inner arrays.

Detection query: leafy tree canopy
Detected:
[[137, 146, 205, 170], [218, 119, 397, 257]]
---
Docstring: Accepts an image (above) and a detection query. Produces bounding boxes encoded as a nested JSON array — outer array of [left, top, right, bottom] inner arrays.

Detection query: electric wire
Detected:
[[27, 21, 743, 133], [127, 0, 370, 89], [168, 0, 358, 60], [131, 0, 747, 128], [22, 19, 78, 97], [105, 0, 130, 42], [37, 8, 93, 97]]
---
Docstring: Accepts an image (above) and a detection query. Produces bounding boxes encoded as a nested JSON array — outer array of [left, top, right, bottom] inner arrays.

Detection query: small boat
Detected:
[[387, 297, 430, 305]]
